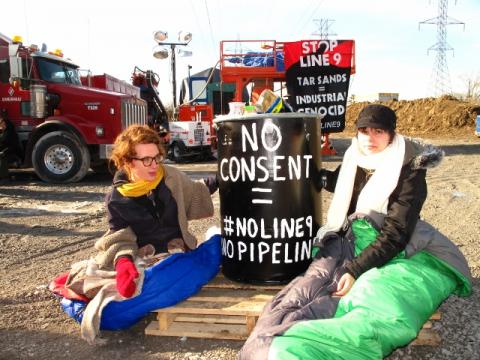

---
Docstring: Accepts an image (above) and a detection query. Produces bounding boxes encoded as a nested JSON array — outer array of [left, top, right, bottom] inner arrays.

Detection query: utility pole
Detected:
[[312, 19, 337, 40], [419, 0, 465, 97]]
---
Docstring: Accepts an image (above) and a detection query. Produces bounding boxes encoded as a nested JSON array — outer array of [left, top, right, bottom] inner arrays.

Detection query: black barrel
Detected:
[[215, 113, 322, 284]]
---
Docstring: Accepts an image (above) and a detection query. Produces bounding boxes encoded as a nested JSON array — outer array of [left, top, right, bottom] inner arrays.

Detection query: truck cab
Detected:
[[0, 33, 147, 182]]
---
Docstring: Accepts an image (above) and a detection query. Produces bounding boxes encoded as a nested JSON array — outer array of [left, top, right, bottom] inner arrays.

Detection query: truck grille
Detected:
[[194, 128, 204, 143], [121, 99, 147, 129]]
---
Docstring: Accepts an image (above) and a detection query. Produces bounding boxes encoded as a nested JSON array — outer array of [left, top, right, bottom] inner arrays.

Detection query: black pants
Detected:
[[0, 151, 9, 179]]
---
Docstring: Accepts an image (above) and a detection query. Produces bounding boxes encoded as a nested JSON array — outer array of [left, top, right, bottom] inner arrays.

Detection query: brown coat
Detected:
[[94, 226, 138, 270], [163, 164, 214, 249]]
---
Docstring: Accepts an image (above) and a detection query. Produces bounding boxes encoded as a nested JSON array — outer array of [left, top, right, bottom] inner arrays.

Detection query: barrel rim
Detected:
[[214, 112, 322, 124]]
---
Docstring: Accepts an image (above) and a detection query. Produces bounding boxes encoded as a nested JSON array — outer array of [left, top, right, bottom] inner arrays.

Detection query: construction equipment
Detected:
[[132, 67, 213, 162], [218, 39, 356, 155], [0, 33, 146, 182]]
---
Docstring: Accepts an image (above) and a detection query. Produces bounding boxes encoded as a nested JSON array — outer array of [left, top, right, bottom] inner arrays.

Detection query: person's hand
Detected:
[[312, 167, 328, 192], [333, 272, 355, 297], [167, 238, 186, 253], [115, 257, 139, 298], [204, 173, 219, 194]]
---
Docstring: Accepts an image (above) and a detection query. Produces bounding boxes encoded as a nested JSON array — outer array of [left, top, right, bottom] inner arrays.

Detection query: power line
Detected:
[[294, 0, 326, 36], [292, 0, 316, 35], [23, 0, 29, 42], [419, 0, 465, 97], [204, 0, 216, 52]]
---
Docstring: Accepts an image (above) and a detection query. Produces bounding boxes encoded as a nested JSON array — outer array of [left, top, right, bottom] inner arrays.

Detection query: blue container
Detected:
[[476, 115, 480, 136]]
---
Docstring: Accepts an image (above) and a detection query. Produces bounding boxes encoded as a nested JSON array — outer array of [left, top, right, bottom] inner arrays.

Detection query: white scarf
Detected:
[[316, 134, 405, 241]]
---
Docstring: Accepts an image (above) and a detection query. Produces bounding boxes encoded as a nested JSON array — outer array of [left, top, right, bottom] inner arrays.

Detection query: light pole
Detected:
[[187, 64, 192, 101], [153, 31, 192, 109]]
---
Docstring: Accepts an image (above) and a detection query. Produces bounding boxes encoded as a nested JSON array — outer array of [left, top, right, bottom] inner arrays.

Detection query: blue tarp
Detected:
[[60, 234, 222, 330], [228, 52, 285, 71]]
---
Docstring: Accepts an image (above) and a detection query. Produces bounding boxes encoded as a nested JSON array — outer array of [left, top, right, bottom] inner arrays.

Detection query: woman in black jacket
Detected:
[[316, 104, 442, 296], [106, 125, 218, 298], [238, 104, 471, 360]]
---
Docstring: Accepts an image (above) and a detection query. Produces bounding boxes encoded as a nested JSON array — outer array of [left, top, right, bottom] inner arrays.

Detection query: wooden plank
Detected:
[[205, 272, 284, 291], [158, 312, 175, 331], [412, 329, 441, 346], [429, 311, 442, 321], [145, 320, 248, 340], [190, 287, 277, 302], [155, 299, 267, 316], [421, 321, 433, 329], [246, 315, 258, 333], [174, 314, 246, 325], [153, 287, 273, 316]]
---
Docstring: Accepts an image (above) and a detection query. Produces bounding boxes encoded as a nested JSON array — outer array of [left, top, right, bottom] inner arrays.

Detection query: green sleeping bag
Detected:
[[269, 219, 471, 360]]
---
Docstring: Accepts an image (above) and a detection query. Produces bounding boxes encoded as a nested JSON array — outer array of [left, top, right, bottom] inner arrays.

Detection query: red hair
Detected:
[[110, 125, 166, 170]]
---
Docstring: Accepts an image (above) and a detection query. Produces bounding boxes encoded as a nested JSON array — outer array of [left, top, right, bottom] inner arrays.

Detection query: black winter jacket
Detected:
[[106, 169, 218, 253], [106, 171, 182, 253], [319, 138, 444, 279]]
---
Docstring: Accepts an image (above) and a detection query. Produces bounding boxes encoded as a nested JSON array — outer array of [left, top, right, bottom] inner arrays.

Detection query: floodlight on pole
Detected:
[[152, 46, 168, 59], [153, 31, 168, 42], [178, 31, 192, 43], [177, 49, 193, 57], [152, 30, 193, 108]]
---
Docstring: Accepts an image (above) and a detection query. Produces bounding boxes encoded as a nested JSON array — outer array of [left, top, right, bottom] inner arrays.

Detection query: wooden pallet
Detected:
[[145, 273, 282, 340], [412, 311, 442, 346], [145, 272, 442, 345]]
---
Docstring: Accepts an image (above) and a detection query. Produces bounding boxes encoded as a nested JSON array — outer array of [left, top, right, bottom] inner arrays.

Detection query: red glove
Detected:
[[115, 257, 139, 298]]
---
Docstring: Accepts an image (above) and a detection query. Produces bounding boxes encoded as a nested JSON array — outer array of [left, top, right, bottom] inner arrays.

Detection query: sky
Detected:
[[2, 0, 479, 104]]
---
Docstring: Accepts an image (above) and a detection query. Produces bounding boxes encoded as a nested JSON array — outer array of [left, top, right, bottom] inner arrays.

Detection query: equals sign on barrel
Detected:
[[251, 187, 273, 204]]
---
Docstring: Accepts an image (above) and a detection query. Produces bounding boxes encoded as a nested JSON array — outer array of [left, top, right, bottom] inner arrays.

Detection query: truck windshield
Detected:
[[36, 58, 81, 85]]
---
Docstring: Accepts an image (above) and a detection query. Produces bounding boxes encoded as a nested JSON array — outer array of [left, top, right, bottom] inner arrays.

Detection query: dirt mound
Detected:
[[346, 96, 480, 136]]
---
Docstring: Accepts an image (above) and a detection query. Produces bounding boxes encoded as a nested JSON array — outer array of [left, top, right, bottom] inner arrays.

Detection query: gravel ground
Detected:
[[0, 135, 478, 360]]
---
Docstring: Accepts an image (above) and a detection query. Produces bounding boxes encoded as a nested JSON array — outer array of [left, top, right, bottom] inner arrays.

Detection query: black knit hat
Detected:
[[356, 104, 396, 130]]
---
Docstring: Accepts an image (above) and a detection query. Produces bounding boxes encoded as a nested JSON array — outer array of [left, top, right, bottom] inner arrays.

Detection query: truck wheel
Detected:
[[32, 131, 91, 183], [171, 142, 184, 163]]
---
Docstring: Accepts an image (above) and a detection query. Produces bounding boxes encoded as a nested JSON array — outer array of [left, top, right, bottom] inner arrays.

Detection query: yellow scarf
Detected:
[[117, 166, 164, 197]]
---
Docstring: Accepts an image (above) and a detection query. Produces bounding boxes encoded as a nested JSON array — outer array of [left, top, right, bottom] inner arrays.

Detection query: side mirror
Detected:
[[9, 56, 23, 85]]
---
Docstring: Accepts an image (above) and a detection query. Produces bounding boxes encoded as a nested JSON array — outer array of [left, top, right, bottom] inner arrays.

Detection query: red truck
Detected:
[[0, 33, 147, 183]]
